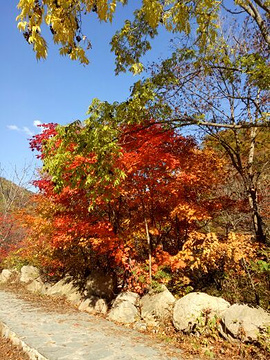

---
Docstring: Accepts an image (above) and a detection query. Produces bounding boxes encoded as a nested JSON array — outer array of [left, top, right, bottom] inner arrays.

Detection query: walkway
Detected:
[[0, 290, 184, 360]]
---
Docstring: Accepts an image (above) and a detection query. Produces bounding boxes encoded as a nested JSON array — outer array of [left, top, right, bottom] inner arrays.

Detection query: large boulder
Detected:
[[113, 291, 140, 307], [26, 278, 47, 294], [221, 304, 270, 342], [65, 290, 82, 305], [20, 266, 40, 283], [108, 301, 139, 324], [46, 277, 81, 303], [140, 286, 176, 325], [173, 292, 230, 333], [107, 291, 140, 324], [85, 271, 117, 301], [0, 269, 13, 283], [79, 297, 108, 315]]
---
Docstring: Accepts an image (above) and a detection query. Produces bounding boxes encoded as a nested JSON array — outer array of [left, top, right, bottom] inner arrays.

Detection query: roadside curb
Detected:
[[0, 321, 48, 360]]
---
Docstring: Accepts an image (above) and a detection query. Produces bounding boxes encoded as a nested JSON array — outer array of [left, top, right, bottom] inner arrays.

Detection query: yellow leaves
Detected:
[[17, 21, 27, 31], [78, 237, 89, 247], [170, 248, 194, 270], [32, 33, 48, 60], [85, 0, 118, 21], [165, 1, 191, 34], [130, 62, 144, 75], [45, 13, 51, 25], [59, 45, 89, 65], [109, 0, 117, 14], [223, 232, 258, 267], [168, 231, 258, 279], [17, 0, 36, 16], [85, 0, 95, 12], [96, 0, 109, 21], [142, 0, 163, 28], [16, 0, 88, 63]]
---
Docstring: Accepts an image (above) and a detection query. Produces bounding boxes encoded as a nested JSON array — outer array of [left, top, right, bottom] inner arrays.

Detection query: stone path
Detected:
[[0, 290, 184, 360]]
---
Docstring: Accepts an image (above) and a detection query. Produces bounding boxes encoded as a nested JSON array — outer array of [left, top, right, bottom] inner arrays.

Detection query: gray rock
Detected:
[[78, 296, 108, 315], [221, 304, 270, 342], [134, 321, 147, 332], [0, 269, 13, 283], [173, 292, 230, 333], [20, 266, 40, 283], [26, 278, 47, 294], [113, 291, 140, 307], [107, 300, 140, 324], [85, 271, 116, 301], [45, 277, 82, 306], [66, 290, 82, 305], [140, 286, 175, 325], [107, 291, 141, 324], [95, 298, 108, 315], [79, 298, 95, 312], [40, 282, 53, 295]]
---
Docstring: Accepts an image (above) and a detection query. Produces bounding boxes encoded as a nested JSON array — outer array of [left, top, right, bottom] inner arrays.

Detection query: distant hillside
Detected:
[[0, 177, 33, 213]]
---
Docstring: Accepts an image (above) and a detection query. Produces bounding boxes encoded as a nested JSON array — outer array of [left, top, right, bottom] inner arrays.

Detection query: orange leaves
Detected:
[[66, 153, 97, 172], [22, 119, 231, 290], [168, 231, 259, 277], [171, 203, 211, 223]]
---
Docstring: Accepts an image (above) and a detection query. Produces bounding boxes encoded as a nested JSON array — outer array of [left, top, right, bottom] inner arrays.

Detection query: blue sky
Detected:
[[0, 2, 172, 188]]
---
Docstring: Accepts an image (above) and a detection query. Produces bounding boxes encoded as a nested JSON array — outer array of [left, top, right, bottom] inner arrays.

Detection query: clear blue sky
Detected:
[[0, 2, 172, 188]]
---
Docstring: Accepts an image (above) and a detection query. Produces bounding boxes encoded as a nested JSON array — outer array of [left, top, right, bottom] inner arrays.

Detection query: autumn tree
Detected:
[[19, 119, 268, 304], [204, 128, 270, 238], [15, 1, 269, 242], [21, 119, 226, 289], [72, 19, 268, 242]]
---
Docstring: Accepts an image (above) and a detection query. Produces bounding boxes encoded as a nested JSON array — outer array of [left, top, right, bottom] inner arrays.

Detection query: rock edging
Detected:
[[0, 321, 49, 360], [1, 266, 269, 346]]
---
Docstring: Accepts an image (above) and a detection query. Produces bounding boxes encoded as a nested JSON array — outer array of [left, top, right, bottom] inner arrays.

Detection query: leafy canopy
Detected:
[[25, 119, 227, 289], [16, 1, 269, 73]]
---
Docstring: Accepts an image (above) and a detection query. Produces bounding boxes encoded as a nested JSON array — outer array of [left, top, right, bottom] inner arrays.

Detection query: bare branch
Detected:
[[238, 0, 270, 47]]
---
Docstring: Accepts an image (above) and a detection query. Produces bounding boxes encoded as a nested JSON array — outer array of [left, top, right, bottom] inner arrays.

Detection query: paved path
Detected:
[[0, 290, 184, 360]]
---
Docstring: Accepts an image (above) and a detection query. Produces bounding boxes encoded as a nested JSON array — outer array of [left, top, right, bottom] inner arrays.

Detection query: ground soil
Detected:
[[0, 282, 269, 360], [0, 335, 30, 360]]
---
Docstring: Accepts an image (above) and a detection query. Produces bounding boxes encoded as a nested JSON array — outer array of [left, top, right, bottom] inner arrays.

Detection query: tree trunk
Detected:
[[144, 217, 152, 284], [247, 188, 266, 243], [247, 127, 266, 243]]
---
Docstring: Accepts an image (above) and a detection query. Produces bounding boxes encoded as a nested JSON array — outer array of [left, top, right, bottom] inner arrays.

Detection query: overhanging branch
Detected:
[[167, 117, 270, 129]]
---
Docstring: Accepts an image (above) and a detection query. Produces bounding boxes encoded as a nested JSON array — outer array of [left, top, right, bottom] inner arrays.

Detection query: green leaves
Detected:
[[238, 53, 270, 90], [110, 10, 158, 74], [256, 260, 270, 273], [17, 0, 269, 91]]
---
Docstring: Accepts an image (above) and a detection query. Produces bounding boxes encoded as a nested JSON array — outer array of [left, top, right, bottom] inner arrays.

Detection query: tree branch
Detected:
[[168, 117, 270, 129], [238, 0, 270, 47]]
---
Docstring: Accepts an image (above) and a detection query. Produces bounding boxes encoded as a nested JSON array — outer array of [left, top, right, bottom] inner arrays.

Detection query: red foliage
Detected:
[[0, 213, 26, 263], [22, 121, 225, 288], [29, 123, 58, 159]]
